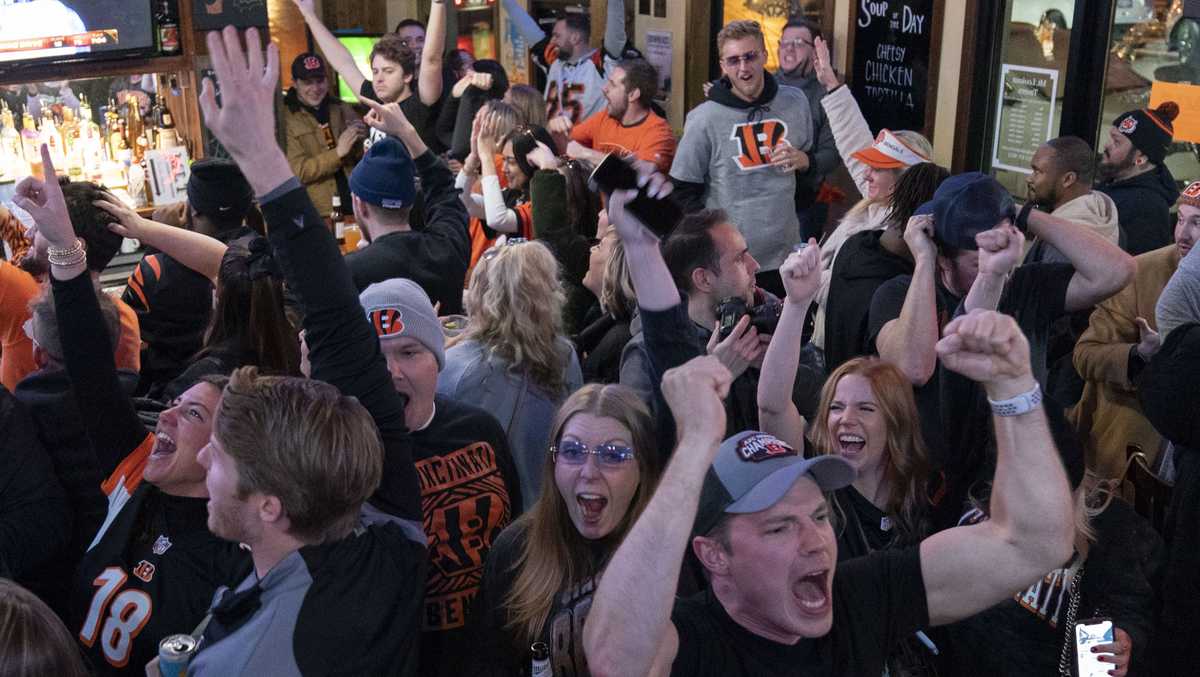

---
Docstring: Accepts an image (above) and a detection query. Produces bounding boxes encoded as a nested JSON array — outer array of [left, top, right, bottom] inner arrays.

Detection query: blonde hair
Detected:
[[481, 99, 521, 141], [600, 240, 636, 321], [502, 384, 661, 645], [455, 241, 569, 393], [215, 367, 383, 543], [506, 84, 548, 128], [849, 129, 936, 214], [717, 20, 766, 54], [809, 357, 932, 546], [0, 579, 88, 677]]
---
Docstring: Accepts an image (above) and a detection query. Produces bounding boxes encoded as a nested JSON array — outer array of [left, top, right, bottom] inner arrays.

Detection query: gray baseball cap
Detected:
[[693, 431, 856, 537]]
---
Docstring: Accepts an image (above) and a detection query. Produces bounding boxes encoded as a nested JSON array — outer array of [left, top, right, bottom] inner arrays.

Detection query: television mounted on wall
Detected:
[[0, 0, 159, 74]]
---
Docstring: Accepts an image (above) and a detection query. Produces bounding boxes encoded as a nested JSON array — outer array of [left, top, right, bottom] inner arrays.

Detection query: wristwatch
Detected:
[[987, 383, 1042, 417]]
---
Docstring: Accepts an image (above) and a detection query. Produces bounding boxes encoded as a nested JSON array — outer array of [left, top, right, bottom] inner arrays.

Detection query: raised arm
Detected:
[[199, 26, 421, 524], [94, 195, 227, 283], [419, 0, 447, 106], [584, 356, 731, 677], [873, 215, 939, 385], [15, 145, 149, 477], [920, 310, 1074, 625], [963, 223, 1023, 313], [291, 0, 367, 96], [812, 37, 874, 196], [500, 0, 546, 46], [1025, 208, 1136, 312], [603, 0, 627, 57], [757, 241, 819, 450]]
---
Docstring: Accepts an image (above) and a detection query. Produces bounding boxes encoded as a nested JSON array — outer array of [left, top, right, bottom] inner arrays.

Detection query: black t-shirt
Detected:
[[412, 396, 524, 677], [466, 521, 610, 677], [867, 264, 1074, 525], [359, 80, 437, 152], [669, 547, 929, 677], [833, 485, 894, 562], [867, 272, 961, 461]]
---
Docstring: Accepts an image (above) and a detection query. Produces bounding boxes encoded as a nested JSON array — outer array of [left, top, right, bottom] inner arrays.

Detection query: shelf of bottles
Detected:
[[1, 85, 182, 206]]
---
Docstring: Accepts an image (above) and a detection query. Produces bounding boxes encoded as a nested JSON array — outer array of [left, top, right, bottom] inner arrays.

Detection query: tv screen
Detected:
[[0, 1, 156, 68], [335, 34, 380, 104]]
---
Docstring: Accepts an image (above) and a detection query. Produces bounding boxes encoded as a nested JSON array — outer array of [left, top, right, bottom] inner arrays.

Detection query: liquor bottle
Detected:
[[156, 0, 181, 55], [0, 103, 23, 179], [76, 98, 104, 173], [156, 103, 178, 149], [58, 106, 83, 178], [126, 99, 145, 163], [330, 195, 346, 246], [529, 642, 552, 677], [39, 109, 65, 168]]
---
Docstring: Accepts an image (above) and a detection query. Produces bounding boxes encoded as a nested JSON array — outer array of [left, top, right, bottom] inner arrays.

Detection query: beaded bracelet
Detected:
[[47, 239, 87, 267]]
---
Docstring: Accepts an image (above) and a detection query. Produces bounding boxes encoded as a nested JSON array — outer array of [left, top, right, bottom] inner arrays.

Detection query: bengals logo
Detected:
[[132, 560, 155, 583], [369, 308, 405, 337], [1183, 181, 1200, 200], [736, 433, 796, 462], [731, 119, 789, 170], [303, 56, 322, 71], [1118, 116, 1138, 135]]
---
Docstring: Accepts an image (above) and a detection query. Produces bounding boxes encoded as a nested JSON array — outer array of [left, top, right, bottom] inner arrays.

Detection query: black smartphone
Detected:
[[589, 153, 682, 239]]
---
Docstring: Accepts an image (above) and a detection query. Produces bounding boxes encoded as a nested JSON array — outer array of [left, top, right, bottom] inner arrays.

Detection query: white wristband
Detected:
[[987, 383, 1042, 417]]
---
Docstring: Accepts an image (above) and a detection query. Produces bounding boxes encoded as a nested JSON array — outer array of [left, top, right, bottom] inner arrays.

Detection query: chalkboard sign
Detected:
[[849, 0, 940, 135]]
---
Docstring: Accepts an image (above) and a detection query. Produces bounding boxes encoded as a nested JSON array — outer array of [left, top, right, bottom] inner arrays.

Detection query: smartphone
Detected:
[[589, 153, 682, 239], [1073, 618, 1114, 677]]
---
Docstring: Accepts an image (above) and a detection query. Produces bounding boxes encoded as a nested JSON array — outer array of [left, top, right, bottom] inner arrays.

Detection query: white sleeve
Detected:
[[457, 171, 487, 219], [821, 85, 877, 197], [603, 0, 626, 58], [481, 175, 520, 233]]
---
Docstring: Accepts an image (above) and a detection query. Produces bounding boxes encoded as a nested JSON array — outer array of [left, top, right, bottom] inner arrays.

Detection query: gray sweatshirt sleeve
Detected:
[[604, 0, 627, 57], [1157, 244, 1200, 339], [501, 0, 545, 44]]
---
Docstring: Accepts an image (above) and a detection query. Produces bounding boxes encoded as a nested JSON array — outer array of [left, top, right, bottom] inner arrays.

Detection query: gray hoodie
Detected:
[[670, 73, 813, 271]]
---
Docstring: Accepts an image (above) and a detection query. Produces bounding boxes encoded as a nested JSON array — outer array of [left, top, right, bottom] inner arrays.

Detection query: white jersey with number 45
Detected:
[[540, 45, 614, 124]]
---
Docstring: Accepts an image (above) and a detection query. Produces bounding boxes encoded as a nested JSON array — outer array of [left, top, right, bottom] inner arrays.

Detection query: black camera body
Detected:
[[716, 296, 783, 340]]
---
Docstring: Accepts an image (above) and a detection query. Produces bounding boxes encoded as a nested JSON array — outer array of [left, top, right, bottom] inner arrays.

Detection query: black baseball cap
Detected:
[[693, 431, 856, 538], [291, 52, 327, 81], [914, 172, 1015, 251]]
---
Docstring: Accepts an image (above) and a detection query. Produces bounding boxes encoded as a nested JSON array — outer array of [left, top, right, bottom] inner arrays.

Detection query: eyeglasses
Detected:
[[721, 50, 761, 69], [481, 237, 528, 260], [779, 38, 814, 50], [551, 439, 637, 467]]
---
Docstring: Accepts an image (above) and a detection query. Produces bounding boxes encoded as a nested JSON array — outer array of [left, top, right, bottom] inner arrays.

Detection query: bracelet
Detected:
[[47, 239, 87, 267], [987, 382, 1042, 417]]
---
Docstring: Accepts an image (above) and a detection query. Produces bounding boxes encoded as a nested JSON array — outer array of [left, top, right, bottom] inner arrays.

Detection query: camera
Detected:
[[716, 296, 783, 341]]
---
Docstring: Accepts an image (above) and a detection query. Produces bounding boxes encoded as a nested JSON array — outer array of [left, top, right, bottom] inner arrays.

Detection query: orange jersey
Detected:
[[571, 109, 678, 173]]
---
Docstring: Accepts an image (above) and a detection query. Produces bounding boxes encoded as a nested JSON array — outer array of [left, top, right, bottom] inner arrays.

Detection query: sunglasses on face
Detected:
[[481, 237, 528, 260], [722, 50, 762, 69], [551, 439, 637, 467], [779, 38, 813, 50]]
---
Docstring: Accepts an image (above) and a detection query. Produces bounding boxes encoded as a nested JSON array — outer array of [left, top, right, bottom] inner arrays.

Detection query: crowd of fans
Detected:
[[0, 2, 1198, 675]]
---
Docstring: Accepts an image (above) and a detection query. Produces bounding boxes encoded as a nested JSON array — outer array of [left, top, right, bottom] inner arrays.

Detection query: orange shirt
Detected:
[[0, 261, 142, 390], [570, 109, 678, 173]]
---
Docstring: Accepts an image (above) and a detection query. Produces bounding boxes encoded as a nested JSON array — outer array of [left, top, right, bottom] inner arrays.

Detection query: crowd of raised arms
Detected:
[[1, 1, 1199, 676]]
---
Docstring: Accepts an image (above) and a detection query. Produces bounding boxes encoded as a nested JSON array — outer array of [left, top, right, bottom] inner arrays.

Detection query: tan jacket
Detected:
[[283, 94, 359, 215], [1070, 244, 1181, 478]]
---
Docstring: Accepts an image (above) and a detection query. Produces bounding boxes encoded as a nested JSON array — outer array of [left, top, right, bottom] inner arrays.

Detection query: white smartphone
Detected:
[[1074, 617, 1114, 677]]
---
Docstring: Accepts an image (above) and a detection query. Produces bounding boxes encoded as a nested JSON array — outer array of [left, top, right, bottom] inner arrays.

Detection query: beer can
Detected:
[[158, 634, 198, 677]]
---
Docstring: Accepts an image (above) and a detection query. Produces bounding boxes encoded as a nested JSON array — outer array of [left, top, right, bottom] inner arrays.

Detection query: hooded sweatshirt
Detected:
[[1024, 190, 1121, 264], [822, 229, 913, 373], [670, 72, 813, 271], [1097, 163, 1179, 255]]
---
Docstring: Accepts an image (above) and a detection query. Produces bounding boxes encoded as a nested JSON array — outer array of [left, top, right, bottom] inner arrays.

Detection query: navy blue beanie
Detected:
[[350, 137, 416, 209]]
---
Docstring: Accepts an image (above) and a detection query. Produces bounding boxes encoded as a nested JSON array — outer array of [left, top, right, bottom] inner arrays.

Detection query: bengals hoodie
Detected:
[[670, 73, 813, 271]]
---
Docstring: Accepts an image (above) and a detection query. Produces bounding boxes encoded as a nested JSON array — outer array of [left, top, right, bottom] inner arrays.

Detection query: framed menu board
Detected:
[[848, 0, 942, 136]]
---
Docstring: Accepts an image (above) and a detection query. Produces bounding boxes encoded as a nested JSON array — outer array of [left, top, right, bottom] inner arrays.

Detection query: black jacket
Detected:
[[344, 150, 470, 314], [575, 304, 633, 384], [0, 385, 70, 583], [1097, 164, 1179, 256], [823, 230, 912, 374], [528, 169, 595, 333]]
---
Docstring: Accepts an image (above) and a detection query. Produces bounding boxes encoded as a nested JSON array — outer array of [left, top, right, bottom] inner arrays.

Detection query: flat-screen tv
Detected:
[[335, 34, 380, 104], [0, 1, 158, 71]]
